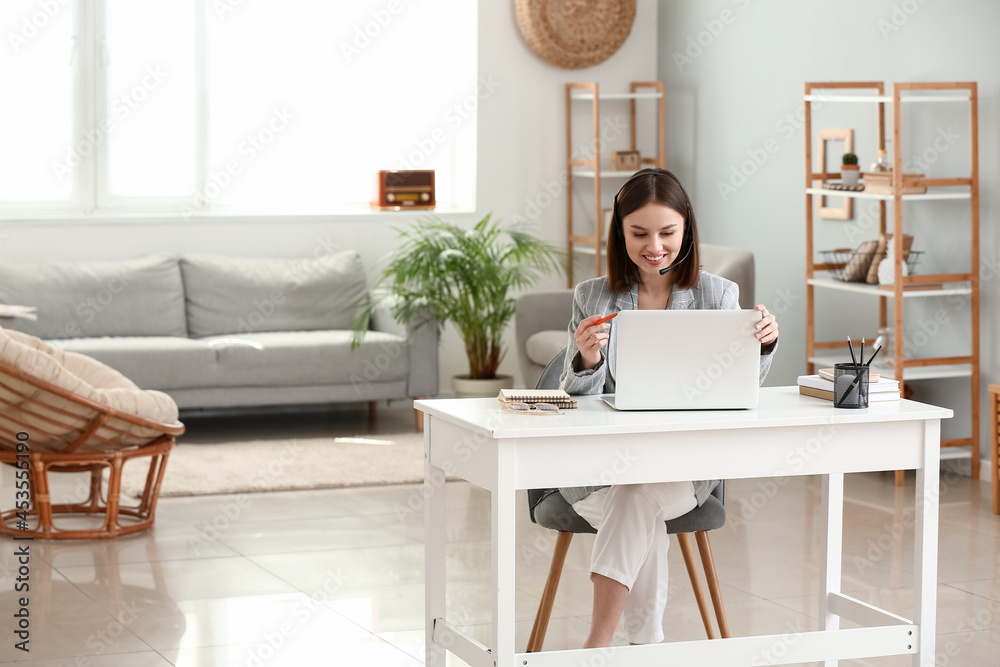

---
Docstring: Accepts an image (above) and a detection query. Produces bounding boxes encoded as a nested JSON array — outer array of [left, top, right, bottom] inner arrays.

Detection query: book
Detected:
[[818, 367, 880, 383], [497, 388, 578, 408], [799, 385, 900, 402], [0, 304, 38, 321], [797, 374, 899, 393]]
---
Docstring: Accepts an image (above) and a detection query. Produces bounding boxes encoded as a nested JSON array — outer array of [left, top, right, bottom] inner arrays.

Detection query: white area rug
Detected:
[[120, 433, 424, 498]]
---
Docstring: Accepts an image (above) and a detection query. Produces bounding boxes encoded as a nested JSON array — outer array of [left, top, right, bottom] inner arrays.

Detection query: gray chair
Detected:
[[525, 348, 730, 652], [515, 243, 755, 389]]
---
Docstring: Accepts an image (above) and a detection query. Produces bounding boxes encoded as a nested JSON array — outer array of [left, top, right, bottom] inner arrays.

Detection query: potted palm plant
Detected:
[[351, 214, 565, 397]]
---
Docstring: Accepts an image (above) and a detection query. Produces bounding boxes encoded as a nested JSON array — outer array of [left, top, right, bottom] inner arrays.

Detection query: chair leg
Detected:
[[527, 531, 573, 653], [676, 531, 715, 640], [695, 530, 730, 639]]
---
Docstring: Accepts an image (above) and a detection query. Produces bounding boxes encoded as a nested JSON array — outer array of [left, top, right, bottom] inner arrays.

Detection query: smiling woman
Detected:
[[0, 0, 478, 217]]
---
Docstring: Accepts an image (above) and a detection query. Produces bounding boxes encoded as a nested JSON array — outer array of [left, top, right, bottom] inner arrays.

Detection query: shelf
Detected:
[[566, 81, 665, 284], [570, 91, 663, 101], [807, 278, 973, 298], [803, 94, 971, 103], [808, 354, 973, 381], [803, 80, 980, 485], [806, 187, 971, 201]]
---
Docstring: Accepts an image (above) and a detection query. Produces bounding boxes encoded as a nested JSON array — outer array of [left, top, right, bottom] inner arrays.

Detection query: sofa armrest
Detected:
[[370, 296, 439, 398], [515, 290, 574, 388]]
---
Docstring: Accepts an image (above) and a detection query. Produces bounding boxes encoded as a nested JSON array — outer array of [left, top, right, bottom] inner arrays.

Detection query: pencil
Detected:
[[588, 313, 618, 328], [847, 336, 858, 365], [860, 338, 865, 369], [864, 345, 883, 367]]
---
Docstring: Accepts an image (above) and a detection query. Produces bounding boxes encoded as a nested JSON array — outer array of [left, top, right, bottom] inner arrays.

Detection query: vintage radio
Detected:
[[372, 170, 436, 210]]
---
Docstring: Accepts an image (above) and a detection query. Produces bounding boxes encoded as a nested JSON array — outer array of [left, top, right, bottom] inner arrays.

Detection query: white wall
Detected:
[[0, 1, 660, 393], [657, 0, 999, 465]]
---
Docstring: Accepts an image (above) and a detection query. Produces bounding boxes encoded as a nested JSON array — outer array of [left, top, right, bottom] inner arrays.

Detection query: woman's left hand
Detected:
[[754, 304, 778, 346]]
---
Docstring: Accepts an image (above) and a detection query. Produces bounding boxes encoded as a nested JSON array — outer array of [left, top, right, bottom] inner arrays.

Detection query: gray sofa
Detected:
[[0, 252, 438, 410], [515, 244, 755, 389]]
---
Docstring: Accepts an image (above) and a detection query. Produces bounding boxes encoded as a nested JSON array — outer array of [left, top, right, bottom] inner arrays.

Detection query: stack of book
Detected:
[[497, 388, 578, 409], [797, 369, 900, 402]]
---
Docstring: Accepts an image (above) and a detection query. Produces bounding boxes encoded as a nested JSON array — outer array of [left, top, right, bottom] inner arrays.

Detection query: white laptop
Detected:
[[604, 310, 763, 410]]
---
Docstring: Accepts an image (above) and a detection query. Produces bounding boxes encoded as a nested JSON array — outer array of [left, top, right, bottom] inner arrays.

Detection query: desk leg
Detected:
[[492, 442, 517, 666], [913, 420, 940, 666], [819, 472, 844, 667], [425, 418, 447, 667]]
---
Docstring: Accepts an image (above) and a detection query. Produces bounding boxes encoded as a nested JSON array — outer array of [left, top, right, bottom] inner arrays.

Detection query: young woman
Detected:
[[558, 168, 779, 647]]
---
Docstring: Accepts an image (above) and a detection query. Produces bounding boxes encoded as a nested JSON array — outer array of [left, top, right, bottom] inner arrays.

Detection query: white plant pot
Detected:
[[840, 168, 860, 186], [452, 374, 515, 399]]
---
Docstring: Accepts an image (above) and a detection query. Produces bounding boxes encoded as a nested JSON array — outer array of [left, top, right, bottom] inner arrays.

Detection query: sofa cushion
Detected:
[[0, 254, 186, 339], [53, 337, 220, 391], [180, 252, 368, 337], [199, 330, 409, 388], [526, 330, 567, 367]]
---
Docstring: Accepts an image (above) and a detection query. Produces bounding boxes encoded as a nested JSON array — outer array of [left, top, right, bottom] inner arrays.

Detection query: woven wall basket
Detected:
[[515, 0, 637, 70]]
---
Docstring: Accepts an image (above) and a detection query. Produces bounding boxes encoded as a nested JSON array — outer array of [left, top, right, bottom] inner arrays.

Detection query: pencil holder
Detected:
[[833, 362, 869, 409]]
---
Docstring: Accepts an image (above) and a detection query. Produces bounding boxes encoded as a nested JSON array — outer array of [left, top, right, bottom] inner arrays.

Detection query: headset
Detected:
[[611, 168, 694, 275]]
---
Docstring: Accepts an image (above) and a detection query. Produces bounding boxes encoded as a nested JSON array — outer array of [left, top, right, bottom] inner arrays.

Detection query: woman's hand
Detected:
[[754, 304, 778, 347], [574, 315, 611, 370]]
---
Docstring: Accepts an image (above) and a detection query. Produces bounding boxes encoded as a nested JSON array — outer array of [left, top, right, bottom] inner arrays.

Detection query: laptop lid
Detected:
[[607, 309, 762, 410]]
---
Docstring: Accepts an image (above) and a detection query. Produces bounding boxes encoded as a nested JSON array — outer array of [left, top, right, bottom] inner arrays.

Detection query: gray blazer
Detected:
[[557, 271, 778, 506]]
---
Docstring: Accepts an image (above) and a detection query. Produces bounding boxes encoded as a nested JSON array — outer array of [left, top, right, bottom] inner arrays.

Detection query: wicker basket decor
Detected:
[[515, 0, 636, 70]]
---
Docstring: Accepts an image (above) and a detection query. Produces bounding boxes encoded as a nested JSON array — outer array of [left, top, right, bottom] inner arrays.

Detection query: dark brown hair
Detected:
[[606, 168, 700, 293]]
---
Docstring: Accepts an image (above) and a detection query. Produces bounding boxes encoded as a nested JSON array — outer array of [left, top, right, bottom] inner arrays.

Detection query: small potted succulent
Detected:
[[841, 152, 860, 186]]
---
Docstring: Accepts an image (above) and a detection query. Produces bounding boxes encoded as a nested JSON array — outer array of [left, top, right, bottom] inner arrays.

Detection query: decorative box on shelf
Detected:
[[862, 172, 927, 195]]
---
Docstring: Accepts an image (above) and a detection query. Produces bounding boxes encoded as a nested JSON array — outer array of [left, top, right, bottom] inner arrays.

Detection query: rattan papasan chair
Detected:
[[0, 325, 184, 539]]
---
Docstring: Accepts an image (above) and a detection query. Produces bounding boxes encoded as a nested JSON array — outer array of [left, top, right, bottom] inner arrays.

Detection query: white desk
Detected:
[[416, 387, 952, 667]]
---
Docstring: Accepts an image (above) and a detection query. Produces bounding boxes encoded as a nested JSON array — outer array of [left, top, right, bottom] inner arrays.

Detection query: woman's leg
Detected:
[[573, 482, 697, 646]]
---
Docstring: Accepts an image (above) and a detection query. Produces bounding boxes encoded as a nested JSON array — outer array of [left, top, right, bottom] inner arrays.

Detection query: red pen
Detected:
[[588, 312, 618, 327]]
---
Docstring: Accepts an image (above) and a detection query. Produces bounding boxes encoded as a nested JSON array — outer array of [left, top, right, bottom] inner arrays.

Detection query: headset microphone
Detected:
[[658, 231, 693, 275]]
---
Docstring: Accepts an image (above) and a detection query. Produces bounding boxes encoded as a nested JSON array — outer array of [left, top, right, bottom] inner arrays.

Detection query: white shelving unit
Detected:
[[804, 81, 981, 484], [565, 81, 665, 284]]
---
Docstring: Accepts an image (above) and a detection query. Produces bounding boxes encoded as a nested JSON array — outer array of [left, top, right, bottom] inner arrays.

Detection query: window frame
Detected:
[[1, 0, 477, 221]]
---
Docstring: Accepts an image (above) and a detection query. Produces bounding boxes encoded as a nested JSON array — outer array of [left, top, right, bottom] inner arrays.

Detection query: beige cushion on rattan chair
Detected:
[[0, 326, 178, 453]]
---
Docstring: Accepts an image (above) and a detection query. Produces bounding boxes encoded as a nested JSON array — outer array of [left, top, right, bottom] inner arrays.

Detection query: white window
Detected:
[[0, 0, 477, 217]]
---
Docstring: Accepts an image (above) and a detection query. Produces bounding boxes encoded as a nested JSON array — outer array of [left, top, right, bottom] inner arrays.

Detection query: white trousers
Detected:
[[572, 482, 697, 644]]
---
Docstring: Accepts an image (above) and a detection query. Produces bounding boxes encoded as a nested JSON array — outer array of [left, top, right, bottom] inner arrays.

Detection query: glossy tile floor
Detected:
[[1, 402, 998, 666]]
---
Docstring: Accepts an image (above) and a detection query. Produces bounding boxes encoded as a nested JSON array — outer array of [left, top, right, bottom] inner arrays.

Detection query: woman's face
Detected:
[[620, 203, 686, 284]]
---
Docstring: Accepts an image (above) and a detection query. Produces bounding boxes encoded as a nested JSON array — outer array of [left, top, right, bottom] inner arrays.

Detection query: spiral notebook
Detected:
[[497, 388, 578, 409]]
